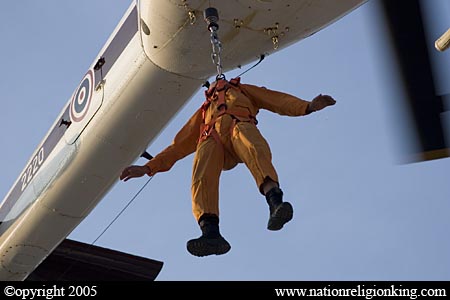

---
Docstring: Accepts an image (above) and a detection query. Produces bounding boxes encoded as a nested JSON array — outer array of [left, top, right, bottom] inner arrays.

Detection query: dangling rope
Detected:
[[91, 175, 154, 245], [89, 151, 154, 244], [57, 175, 154, 280], [236, 54, 266, 78]]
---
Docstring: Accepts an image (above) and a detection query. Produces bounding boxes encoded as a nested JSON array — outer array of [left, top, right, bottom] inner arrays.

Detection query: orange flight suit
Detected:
[[145, 80, 310, 221]]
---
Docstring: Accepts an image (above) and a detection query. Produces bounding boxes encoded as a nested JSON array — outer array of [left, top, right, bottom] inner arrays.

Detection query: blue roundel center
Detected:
[[74, 78, 91, 114]]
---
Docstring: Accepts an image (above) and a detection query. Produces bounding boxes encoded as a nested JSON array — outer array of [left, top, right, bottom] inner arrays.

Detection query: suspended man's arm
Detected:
[[120, 108, 203, 181], [240, 84, 335, 116], [306, 94, 336, 114], [145, 108, 203, 175]]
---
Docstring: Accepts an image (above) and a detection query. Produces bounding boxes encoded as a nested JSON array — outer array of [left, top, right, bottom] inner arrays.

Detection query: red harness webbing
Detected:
[[198, 77, 257, 145]]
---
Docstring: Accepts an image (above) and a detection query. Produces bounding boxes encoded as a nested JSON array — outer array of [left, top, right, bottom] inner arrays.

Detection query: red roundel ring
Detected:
[[70, 70, 94, 122]]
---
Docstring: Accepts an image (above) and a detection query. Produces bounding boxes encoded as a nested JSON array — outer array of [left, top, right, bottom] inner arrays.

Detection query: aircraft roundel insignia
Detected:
[[70, 70, 94, 122]]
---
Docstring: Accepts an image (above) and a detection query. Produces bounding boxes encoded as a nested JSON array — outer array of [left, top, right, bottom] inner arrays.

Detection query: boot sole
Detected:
[[186, 237, 231, 257], [268, 202, 293, 231]]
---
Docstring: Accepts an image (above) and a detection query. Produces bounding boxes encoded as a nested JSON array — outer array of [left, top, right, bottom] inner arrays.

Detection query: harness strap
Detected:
[[199, 77, 256, 145]]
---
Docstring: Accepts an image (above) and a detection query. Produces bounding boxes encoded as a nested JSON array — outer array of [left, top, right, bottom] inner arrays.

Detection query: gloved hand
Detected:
[[120, 165, 151, 182], [307, 94, 336, 113]]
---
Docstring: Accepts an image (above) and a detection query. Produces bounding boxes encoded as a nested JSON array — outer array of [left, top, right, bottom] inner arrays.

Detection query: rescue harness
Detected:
[[198, 77, 258, 145]]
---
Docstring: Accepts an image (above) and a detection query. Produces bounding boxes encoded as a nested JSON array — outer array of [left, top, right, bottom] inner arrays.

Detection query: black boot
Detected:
[[266, 187, 293, 231], [186, 214, 231, 257]]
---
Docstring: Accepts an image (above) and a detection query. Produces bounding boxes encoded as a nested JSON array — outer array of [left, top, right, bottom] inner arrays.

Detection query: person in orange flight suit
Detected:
[[120, 77, 336, 257]]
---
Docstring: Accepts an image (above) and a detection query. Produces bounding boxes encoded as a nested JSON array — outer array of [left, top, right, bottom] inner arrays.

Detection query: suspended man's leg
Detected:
[[191, 137, 223, 220], [232, 123, 293, 230], [186, 214, 231, 257], [188, 137, 230, 256], [231, 122, 279, 190], [264, 185, 293, 231]]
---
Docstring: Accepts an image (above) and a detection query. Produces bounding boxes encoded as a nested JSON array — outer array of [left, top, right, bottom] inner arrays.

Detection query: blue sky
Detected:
[[1, 0, 449, 280]]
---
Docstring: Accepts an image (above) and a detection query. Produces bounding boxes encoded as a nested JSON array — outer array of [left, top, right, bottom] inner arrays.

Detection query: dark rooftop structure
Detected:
[[26, 239, 163, 281]]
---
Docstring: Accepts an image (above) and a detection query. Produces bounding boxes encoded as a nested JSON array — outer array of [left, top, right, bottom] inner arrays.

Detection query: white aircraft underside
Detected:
[[0, 0, 366, 280]]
